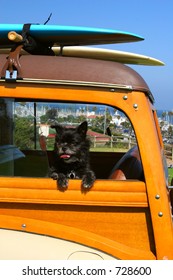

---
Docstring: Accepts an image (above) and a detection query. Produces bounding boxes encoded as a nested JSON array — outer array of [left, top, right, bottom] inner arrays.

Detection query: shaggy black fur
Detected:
[[49, 121, 96, 189]]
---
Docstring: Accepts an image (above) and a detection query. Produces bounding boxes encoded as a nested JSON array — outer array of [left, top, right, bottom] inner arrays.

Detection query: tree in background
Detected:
[[40, 108, 58, 123], [14, 116, 34, 149]]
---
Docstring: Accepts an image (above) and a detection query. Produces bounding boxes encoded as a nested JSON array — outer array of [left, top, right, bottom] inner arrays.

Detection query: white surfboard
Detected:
[[0, 46, 164, 66], [57, 46, 164, 66]]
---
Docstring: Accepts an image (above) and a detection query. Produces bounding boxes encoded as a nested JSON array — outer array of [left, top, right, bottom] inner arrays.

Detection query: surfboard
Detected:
[[0, 24, 144, 48], [0, 46, 164, 66], [57, 46, 165, 66]]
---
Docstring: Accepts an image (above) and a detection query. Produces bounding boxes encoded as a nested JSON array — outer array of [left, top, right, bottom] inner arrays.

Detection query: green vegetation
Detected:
[[90, 147, 127, 152], [168, 168, 173, 184], [14, 116, 35, 149]]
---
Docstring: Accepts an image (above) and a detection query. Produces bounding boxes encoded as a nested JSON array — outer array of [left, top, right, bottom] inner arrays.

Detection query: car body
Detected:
[[0, 49, 172, 260]]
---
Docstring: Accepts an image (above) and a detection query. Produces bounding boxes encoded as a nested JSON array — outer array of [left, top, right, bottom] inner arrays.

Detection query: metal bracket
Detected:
[[1, 45, 23, 81]]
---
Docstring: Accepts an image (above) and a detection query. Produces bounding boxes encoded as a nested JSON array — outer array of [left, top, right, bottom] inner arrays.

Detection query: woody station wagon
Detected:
[[0, 40, 172, 260]]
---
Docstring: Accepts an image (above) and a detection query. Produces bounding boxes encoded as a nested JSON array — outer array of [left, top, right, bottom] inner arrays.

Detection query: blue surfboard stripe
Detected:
[[0, 24, 143, 36], [0, 24, 144, 47]]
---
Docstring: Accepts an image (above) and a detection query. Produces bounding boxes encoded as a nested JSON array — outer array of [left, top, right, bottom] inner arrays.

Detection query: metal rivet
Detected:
[[133, 103, 138, 109], [22, 223, 26, 228], [155, 194, 160, 199], [123, 95, 128, 100], [158, 212, 163, 217]]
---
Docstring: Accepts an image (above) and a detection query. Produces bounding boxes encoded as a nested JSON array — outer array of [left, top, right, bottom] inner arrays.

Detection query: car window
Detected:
[[0, 98, 140, 179]]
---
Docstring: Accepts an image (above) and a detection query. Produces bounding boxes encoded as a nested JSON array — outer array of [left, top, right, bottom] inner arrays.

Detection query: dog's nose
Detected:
[[62, 146, 67, 152]]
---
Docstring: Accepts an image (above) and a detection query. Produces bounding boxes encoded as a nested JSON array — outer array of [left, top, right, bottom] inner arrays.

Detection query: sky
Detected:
[[1, 0, 173, 110]]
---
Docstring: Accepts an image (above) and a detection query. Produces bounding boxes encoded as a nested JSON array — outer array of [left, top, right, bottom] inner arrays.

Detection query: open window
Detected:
[[0, 98, 144, 181]]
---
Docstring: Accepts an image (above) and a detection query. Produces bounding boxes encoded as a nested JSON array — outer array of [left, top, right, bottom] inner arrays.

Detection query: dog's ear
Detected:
[[76, 121, 88, 137], [51, 124, 64, 135]]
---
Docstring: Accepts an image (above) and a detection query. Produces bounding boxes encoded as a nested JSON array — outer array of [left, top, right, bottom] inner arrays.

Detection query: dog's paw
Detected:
[[50, 172, 59, 180], [82, 171, 96, 189], [58, 173, 69, 189]]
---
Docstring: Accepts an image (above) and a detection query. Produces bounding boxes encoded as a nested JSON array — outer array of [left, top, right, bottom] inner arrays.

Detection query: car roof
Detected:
[[0, 54, 154, 102]]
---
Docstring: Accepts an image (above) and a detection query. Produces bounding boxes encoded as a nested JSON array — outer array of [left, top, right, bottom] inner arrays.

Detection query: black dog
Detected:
[[49, 121, 96, 189]]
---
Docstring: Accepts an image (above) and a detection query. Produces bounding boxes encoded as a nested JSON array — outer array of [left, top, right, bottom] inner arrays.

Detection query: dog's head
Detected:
[[51, 121, 89, 163]]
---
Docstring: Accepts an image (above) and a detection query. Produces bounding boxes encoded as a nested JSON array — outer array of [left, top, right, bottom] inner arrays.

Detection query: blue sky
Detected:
[[1, 0, 172, 110]]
